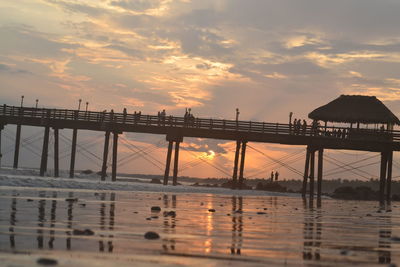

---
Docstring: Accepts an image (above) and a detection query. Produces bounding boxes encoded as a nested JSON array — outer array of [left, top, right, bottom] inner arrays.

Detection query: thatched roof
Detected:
[[308, 95, 400, 124]]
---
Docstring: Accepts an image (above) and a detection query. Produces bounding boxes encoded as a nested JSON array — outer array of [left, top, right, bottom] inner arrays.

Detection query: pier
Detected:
[[1, 95, 399, 203]]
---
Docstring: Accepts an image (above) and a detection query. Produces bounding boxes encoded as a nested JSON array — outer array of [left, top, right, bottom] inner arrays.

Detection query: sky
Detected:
[[1, 0, 400, 180]]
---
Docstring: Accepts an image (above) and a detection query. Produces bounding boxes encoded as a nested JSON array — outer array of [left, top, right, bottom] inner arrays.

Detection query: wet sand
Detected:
[[0, 186, 398, 266]]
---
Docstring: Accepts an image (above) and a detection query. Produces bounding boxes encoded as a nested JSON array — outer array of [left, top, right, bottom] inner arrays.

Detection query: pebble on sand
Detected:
[[37, 258, 58, 265], [151, 206, 161, 212], [72, 229, 95, 236], [208, 209, 216, 212], [144, 231, 160, 240]]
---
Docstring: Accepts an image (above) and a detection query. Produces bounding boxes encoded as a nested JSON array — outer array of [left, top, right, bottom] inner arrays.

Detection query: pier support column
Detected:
[[69, 129, 77, 178], [172, 141, 180, 186], [0, 125, 3, 167], [53, 128, 59, 177], [40, 126, 50, 176], [13, 124, 21, 169], [112, 132, 118, 182], [386, 151, 393, 202], [379, 151, 388, 203], [101, 131, 110, 181], [163, 141, 173, 185], [302, 147, 311, 197], [238, 141, 247, 189], [309, 150, 315, 200], [317, 148, 324, 200], [232, 140, 241, 188]]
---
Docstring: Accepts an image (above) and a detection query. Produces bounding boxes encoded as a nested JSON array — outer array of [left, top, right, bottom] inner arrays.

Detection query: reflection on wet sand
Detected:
[[37, 191, 46, 249], [231, 196, 243, 255], [302, 198, 321, 261], [99, 192, 115, 252], [8, 191, 17, 249], [2, 189, 400, 265], [162, 194, 176, 252], [66, 192, 74, 250], [49, 192, 57, 249], [378, 203, 392, 264]]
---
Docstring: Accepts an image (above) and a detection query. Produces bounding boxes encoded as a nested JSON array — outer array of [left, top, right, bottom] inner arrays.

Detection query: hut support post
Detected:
[[309, 150, 315, 200], [111, 132, 118, 182], [238, 141, 247, 189], [54, 128, 59, 178], [379, 151, 388, 203], [40, 126, 50, 176], [232, 140, 241, 188], [302, 147, 311, 197], [13, 124, 21, 169], [163, 141, 173, 185], [386, 151, 393, 202], [69, 129, 78, 178], [317, 148, 324, 199], [101, 131, 110, 181], [172, 141, 180, 186]]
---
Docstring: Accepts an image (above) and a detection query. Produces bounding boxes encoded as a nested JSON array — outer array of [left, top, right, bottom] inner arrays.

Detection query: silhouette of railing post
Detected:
[[69, 129, 78, 178], [112, 131, 118, 181], [232, 140, 241, 188], [238, 141, 247, 189], [53, 128, 59, 177], [13, 124, 21, 169], [163, 141, 173, 185], [39, 126, 50, 176], [386, 151, 393, 202], [172, 141, 180, 186]]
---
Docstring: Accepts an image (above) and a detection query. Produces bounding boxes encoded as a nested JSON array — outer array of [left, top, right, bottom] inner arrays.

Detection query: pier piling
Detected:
[[302, 147, 311, 197], [317, 148, 324, 199], [387, 151, 393, 202], [69, 129, 77, 178], [39, 126, 50, 176], [101, 131, 110, 181], [163, 141, 173, 185], [13, 124, 21, 169], [112, 132, 118, 181], [53, 128, 59, 177], [172, 141, 180, 186], [238, 141, 247, 189], [232, 140, 241, 188]]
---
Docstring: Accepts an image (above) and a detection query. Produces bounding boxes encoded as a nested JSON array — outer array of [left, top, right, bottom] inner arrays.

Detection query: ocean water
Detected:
[[0, 186, 398, 266]]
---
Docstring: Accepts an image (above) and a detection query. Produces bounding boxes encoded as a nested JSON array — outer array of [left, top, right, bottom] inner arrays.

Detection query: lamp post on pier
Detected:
[[85, 102, 89, 112], [20, 95, 24, 107], [78, 99, 82, 111]]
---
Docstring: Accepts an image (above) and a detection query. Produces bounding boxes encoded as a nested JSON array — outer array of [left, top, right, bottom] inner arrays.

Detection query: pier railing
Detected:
[[1, 105, 399, 142]]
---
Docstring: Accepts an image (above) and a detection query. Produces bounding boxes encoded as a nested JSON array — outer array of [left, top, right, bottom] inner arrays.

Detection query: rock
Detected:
[[144, 231, 160, 240], [65, 198, 78, 203], [73, 229, 94, 236], [27, 199, 33, 202], [257, 212, 267, 215], [208, 209, 216, 212], [151, 206, 161, 212], [81, 169, 93, 175], [150, 178, 161, 184], [163, 211, 176, 217], [37, 258, 58, 265]]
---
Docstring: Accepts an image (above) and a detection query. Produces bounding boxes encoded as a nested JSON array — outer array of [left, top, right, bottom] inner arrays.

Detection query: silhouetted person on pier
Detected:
[[302, 120, 307, 135], [123, 108, 127, 123], [296, 119, 301, 135], [275, 171, 279, 181], [110, 109, 114, 121], [270, 171, 274, 182], [293, 119, 297, 134]]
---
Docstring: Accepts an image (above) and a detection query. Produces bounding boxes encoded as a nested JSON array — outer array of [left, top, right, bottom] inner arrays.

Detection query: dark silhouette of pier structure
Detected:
[[1, 95, 399, 202]]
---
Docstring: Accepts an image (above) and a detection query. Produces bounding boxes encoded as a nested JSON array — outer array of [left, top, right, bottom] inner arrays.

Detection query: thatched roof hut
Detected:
[[308, 95, 400, 124]]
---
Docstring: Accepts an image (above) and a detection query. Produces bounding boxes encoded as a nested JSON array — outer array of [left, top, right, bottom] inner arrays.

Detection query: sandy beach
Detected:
[[0, 171, 398, 266]]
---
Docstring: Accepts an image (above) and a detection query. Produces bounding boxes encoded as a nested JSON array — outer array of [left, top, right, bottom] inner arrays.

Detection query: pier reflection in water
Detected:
[[1, 188, 400, 265]]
